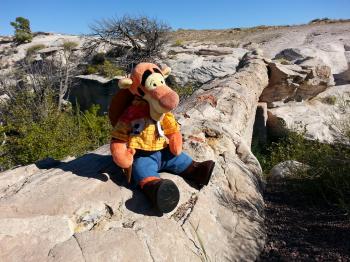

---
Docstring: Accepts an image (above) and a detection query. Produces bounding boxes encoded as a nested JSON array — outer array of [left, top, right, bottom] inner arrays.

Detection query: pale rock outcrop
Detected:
[[0, 94, 10, 104], [0, 34, 85, 70], [165, 44, 247, 86], [0, 51, 268, 261], [269, 160, 310, 181], [259, 60, 334, 104], [274, 45, 348, 75], [267, 84, 350, 144]]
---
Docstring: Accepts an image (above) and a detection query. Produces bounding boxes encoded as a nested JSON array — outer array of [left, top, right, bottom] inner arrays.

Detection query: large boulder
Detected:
[[266, 84, 350, 144], [274, 45, 348, 75], [165, 44, 247, 86], [0, 51, 269, 261], [269, 160, 309, 181], [259, 61, 334, 105], [71, 75, 121, 113]]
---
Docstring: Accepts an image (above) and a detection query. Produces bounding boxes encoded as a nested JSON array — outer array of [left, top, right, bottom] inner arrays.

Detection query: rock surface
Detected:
[[71, 75, 122, 113], [267, 84, 350, 144], [0, 33, 85, 70], [0, 52, 268, 261], [269, 160, 309, 181], [165, 44, 247, 86], [260, 61, 334, 104]]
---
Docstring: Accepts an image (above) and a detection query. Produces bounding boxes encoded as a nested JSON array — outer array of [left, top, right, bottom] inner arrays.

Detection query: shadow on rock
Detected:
[[35, 153, 162, 217]]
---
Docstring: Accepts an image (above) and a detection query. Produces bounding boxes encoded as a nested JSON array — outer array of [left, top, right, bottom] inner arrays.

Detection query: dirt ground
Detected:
[[258, 181, 350, 261]]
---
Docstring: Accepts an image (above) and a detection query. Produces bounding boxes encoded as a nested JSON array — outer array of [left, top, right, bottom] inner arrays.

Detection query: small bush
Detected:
[[62, 41, 79, 51], [320, 96, 337, 105], [101, 60, 124, 78], [86, 65, 98, 75], [171, 83, 196, 101], [85, 60, 124, 78], [11, 17, 33, 44], [253, 131, 350, 211], [14, 31, 33, 43], [26, 44, 46, 56], [0, 90, 111, 170], [172, 39, 184, 47]]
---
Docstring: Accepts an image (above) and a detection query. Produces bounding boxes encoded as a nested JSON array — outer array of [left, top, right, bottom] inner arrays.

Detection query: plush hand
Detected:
[[110, 140, 136, 168], [167, 131, 182, 156]]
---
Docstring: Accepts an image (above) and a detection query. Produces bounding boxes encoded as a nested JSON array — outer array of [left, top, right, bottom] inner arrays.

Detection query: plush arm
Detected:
[[166, 131, 182, 156], [110, 139, 136, 168]]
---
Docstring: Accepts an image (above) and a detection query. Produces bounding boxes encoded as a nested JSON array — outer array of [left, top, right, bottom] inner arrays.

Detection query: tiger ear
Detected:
[[162, 67, 171, 79], [118, 78, 133, 89]]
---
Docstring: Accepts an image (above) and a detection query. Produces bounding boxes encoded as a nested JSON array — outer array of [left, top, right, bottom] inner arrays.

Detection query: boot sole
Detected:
[[156, 179, 180, 213]]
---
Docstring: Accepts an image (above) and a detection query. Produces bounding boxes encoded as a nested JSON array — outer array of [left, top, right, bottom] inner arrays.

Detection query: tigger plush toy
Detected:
[[109, 62, 215, 213]]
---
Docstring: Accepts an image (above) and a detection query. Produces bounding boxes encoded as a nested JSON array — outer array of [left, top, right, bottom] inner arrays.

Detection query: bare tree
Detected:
[[57, 41, 79, 110], [1, 41, 79, 118], [86, 15, 171, 67]]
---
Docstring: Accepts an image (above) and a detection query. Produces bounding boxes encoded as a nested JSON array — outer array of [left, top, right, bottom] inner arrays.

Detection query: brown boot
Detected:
[[180, 160, 215, 189], [142, 179, 180, 213]]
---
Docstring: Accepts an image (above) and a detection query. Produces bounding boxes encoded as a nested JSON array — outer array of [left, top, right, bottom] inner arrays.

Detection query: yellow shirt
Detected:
[[111, 98, 179, 151]]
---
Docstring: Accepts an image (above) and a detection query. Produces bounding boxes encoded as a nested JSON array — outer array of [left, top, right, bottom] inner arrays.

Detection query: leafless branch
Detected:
[[84, 15, 171, 67]]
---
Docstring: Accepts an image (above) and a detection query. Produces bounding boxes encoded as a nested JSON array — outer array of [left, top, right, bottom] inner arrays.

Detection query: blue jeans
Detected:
[[132, 147, 193, 185]]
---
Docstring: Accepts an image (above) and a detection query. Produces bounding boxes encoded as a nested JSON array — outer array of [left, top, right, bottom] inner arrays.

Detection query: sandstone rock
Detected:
[[334, 50, 350, 85], [75, 74, 122, 84], [70, 75, 122, 113], [0, 51, 268, 261], [266, 84, 350, 144], [270, 160, 309, 181], [260, 61, 334, 104], [0, 94, 9, 104], [274, 46, 347, 75], [165, 44, 247, 86], [194, 47, 234, 56], [37, 46, 63, 55]]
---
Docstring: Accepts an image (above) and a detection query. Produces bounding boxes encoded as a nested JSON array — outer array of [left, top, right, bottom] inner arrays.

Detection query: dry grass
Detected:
[[169, 20, 350, 44]]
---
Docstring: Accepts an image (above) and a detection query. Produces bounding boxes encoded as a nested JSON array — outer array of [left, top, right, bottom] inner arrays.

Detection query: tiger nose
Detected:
[[159, 90, 179, 110]]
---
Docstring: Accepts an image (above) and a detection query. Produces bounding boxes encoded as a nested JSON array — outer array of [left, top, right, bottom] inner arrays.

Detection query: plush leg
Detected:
[[179, 160, 215, 189], [133, 150, 180, 213], [158, 147, 214, 189]]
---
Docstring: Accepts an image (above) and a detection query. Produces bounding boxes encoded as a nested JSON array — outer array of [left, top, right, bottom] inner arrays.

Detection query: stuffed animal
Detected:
[[109, 62, 215, 213]]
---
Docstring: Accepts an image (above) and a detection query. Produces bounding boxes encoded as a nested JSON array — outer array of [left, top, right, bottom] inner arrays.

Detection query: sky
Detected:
[[1, 0, 350, 36]]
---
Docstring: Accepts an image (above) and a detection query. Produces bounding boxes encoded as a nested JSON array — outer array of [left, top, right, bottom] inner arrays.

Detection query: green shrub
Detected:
[[0, 90, 111, 170], [172, 84, 195, 100], [86, 65, 98, 75], [62, 41, 79, 51], [172, 39, 184, 47], [14, 31, 33, 43], [26, 44, 46, 56], [253, 131, 350, 211], [10, 17, 33, 43], [85, 60, 124, 78], [101, 60, 124, 78], [320, 95, 337, 105]]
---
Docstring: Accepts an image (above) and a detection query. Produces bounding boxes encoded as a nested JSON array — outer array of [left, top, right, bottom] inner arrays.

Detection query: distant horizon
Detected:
[[2, 17, 349, 37], [1, 0, 350, 36]]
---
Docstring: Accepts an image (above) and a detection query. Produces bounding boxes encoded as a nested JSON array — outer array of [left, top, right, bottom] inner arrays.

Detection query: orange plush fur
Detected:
[[109, 63, 182, 170]]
